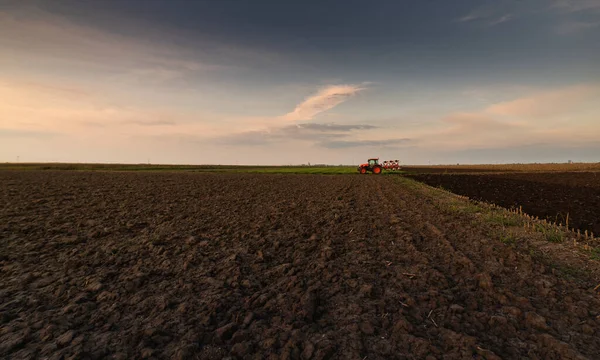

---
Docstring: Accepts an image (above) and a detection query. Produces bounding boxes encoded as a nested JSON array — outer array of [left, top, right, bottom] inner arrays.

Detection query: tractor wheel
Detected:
[[360, 167, 367, 174], [373, 166, 382, 174]]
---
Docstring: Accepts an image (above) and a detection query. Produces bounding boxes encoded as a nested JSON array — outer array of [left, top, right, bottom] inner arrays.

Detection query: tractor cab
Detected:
[[368, 158, 379, 167]]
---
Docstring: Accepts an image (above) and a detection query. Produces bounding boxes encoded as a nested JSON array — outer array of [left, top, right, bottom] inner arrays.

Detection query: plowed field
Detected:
[[1, 171, 599, 360], [407, 172, 600, 235]]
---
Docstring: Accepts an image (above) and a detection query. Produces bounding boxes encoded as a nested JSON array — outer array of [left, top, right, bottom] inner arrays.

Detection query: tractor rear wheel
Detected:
[[373, 166, 382, 174]]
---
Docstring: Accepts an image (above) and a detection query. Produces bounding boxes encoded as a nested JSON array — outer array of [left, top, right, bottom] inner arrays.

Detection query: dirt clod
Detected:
[[230, 342, 250, 357], [56, 330, 75, 346], [216, 323, 238, 341], [359, 321, 375, 335], [525, 312, 549, 330]]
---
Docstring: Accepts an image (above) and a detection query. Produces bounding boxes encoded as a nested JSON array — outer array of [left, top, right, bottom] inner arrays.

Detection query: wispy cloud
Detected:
[[556, 20, 600, 34], [0, 77, 219, 137], [215, 122, 377, 146], [295, 123, 377, 132], [281, 84, 366, 121], [442, 113, 519, 130], [318, 138, 412, 149], [0, 6, 225, 81], [456, 3, 515, 27], [122, 120, 177, 126], [458, 11, 515, 26], [457, 6, 494, 23], [418, 83, 600, 150], [0, 128, 61, 138], [485, 84, 599, 117], [551, 0, 600, 12], [488, 14, 514, 26]]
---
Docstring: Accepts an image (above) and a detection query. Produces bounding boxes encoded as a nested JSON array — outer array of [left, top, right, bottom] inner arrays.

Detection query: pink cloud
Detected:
[[412, 83, 600, 150], [442, 112, 516, 129], [281, 84, 366, 121], [0, 7, 221, 77], [485, 84, 599, 118], [552, 0, 600, 12], [0, 78, 221, 138]]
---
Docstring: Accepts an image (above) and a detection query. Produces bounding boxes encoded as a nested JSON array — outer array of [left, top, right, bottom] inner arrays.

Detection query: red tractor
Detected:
[[358, 158, 383, 174]]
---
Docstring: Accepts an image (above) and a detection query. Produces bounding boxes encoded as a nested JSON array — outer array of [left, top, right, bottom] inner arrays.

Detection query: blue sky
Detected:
[[1, 0, 599, 164]]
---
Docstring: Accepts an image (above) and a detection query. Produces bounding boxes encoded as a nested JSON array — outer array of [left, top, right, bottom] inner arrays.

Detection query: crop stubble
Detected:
[[1, 171, 599, 359]]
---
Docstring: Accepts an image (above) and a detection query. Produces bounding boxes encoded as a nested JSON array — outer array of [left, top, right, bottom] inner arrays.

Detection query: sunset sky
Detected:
[[1, 0, 599, 165]]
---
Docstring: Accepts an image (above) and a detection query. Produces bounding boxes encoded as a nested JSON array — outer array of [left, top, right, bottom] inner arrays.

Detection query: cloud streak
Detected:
[[556, 20, 600, 34], [0, 77, 220, 138], [552, 0, 600, 12], [281, 84, 366, 121], [215, 122, 377, 146], [485, 84, 599, 118], [0, 128, 61, 139], [122, 120, 177, 126], [318, 138, 413, 149], [488, 14, 514, 26], [0, 6, 226, 82], [456, 3, 516, 27], [416, 83, 600, 150]]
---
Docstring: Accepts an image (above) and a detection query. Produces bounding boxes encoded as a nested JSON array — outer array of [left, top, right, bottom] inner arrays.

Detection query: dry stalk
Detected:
[[427, 310, 438, 327]]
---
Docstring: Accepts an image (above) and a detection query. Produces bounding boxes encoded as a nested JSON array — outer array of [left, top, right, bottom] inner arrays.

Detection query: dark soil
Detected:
[[402, 167, 503, 173], [407, 172, 600, 235], [1, 171, 599, 359]]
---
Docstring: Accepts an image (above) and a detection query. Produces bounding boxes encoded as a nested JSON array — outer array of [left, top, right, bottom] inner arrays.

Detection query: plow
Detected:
[[357, 158, 400, 174]]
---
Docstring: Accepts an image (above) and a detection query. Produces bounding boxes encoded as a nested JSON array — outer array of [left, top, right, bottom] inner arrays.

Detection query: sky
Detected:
[[1, 0, 599, 165]]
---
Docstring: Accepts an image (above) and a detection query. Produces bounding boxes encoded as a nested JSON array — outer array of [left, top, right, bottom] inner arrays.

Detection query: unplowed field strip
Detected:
[[1, 171, 599, 359], [407, 172, 600, 235]]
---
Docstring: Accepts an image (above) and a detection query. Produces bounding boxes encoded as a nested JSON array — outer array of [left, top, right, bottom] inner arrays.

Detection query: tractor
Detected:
[[358, 158, 383, 174]]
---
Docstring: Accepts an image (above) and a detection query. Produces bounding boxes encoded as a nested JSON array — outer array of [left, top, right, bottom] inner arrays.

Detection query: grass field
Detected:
[[4, 162, 599, 174], [0, 163, 401, 175]]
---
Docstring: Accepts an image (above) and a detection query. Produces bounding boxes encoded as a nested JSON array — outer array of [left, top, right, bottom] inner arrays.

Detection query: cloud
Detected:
[[417, 83, 600, 151], [295, 123, 377, 132], [318, 138, 413, 149], [0, 128, 61, 138], [457, 7, 494, 22], [458, 10, 514, 26], [0, 77, 219, 138], [422, 112, 527, 149], [442, 113, 518, 130], [488, 14, 514, 26], [122, 120, 177, 126], [281, 84, 366, 121], [552, 0, 600, 12], [215, 122, 377, 146], [456, 3, 516, 26], [117, 68, 186, 84], [0, 6, 223, 79], [556, 20, 600, 34], [485, 84, 600, 117]]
